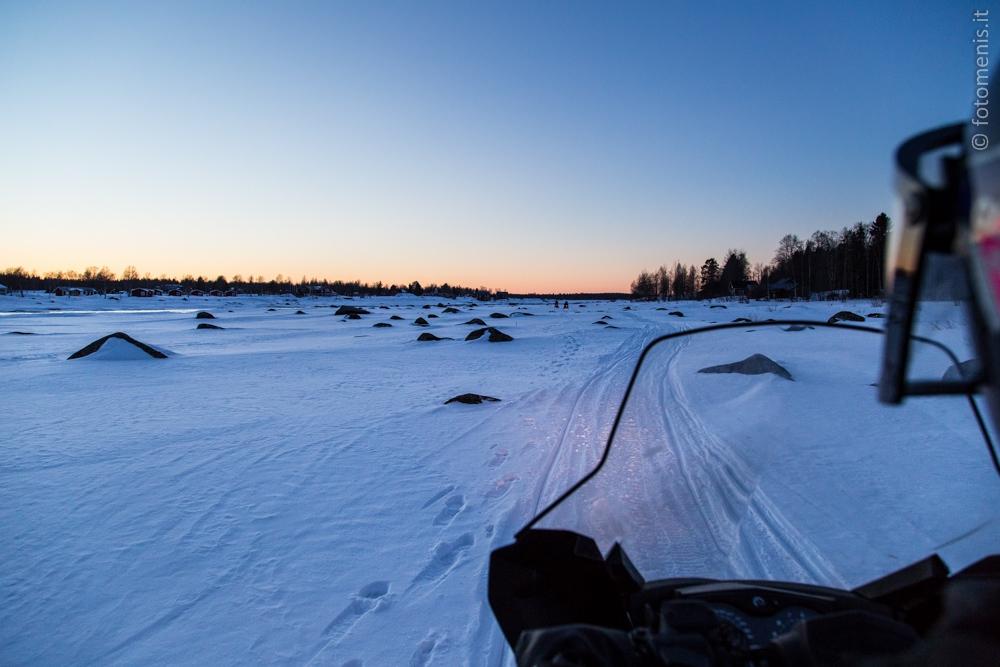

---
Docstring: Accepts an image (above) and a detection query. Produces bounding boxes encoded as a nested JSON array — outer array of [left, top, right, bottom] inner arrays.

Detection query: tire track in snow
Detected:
[[657, 335, 842, 584], [530, 327, 655, 517], [470, 325, 662, 666]]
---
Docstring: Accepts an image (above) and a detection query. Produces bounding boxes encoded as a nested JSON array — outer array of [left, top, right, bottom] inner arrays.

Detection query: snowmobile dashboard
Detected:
[[629, 580, 876, 652], [489, 529, 1000, 666]]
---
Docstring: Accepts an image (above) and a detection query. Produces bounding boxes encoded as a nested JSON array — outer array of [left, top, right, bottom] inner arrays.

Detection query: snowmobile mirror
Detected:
[[879, 123, 982, 403]]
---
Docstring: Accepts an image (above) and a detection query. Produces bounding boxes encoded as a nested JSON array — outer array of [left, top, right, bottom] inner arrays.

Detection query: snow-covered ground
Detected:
[[2, 293, 998, 665]]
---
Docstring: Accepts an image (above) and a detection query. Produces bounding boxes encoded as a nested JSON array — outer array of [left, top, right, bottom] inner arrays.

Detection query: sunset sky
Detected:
[[0, 1, 989, 292]]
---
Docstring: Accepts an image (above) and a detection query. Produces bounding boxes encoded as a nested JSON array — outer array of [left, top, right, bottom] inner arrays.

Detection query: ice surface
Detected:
[[1, 293, 997, 665]]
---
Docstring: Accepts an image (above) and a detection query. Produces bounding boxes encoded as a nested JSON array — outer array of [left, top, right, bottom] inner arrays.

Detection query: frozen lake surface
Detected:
[[2, 293, 997, 665]]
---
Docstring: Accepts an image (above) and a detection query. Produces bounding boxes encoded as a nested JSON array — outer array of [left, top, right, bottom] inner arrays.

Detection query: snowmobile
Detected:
[[488, 99, 1000, 664], [488, 320, 1000, 665]]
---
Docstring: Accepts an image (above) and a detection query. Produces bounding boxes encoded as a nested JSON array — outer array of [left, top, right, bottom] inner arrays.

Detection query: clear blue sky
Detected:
[[0, 1, 991, 291]]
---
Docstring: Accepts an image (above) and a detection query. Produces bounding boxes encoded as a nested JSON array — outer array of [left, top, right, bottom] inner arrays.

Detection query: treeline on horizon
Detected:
[[0, 266, 500, 300], [630, 213, 891, 300]]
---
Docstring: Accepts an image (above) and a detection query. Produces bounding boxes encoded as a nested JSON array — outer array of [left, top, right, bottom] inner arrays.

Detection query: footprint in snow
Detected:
[[487, 448, 509, 468], [410, 631, 446, 666], [320, 581, 391, 644], [485, 475, 518, 500], [433, 494, 465, 525], [411, 533, 474, 586], [420, 485, 455, 509]]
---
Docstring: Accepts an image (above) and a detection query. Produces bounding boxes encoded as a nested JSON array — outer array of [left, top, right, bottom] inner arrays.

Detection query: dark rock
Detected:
[[605, 325, 620, 329], [828, 310, 865, 323], [445, 393, 500, 405], [463, 318, 487, 326], [428, 314, 439, 318], [943, 359, 979, 381], [418, 332, 451, 341], [600, 315, 612, 320], [68, 332, 168, 360], [195, 311, 215, 319], [698, 353, 793, 381], [335, 306, 371, 316], [867, 313, 885, 318], [443, 307, 461, 314], [295, 310, 306, 315], [422, 304, 431, 309], [623, 306, 632, 310], [197, 323, 224, 330], [345, 313, 362, 320], [489, 312, 509, 319], [655, 307, 667, 311], [783, 325, 814, 332], [668, 311, 684, 317], [710, 305, 727, 309], [379, 305, 390, 309], [267, 308, 277, 312], [6, 331, 37, 335], [465, 327, 514, 342], [373, 322, 393, 328], [414, 317, 430, 326], [510, 311, 534, 317], [594, 321, 608, 325], [488, 328, 514, 342], [390, 315, 405, 320]]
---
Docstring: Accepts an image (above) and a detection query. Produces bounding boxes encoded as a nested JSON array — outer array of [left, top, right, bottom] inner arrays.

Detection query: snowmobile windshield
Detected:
[[529, 321, 1000, 590]]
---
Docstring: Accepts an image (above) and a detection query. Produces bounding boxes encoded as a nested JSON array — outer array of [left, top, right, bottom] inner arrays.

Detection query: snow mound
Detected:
[[335, 306, 370, 316], [698, 353, 793, 380], [828, 310, 865, 323], [417, 332, 451, 342], [68, 332, 169, 360], [444, 393, 500, 405]]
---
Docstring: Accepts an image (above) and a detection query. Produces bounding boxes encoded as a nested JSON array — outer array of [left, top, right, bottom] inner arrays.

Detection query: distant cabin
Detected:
[[130, 288, 155, 297], [54, 286, 97, 297], [189, 289, 205, 296], [306, 285, 336, 297], [729, 280, 759, 298], [0, 283, 8, 295], [767, 278, 797, 299], [166, 288, 184, 296], [208, 289, 224, 297]]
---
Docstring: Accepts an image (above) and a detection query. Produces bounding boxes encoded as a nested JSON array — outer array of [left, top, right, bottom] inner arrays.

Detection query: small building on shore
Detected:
[[54, 286, 97, 297]]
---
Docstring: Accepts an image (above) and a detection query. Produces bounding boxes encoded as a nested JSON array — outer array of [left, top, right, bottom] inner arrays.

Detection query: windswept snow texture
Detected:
[[2, 294, 998, 665]]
